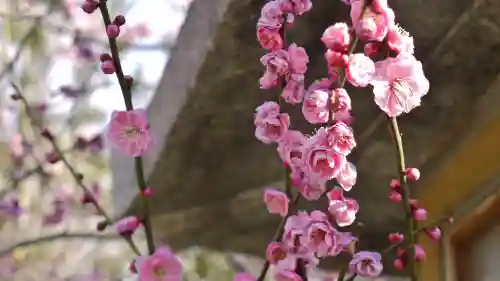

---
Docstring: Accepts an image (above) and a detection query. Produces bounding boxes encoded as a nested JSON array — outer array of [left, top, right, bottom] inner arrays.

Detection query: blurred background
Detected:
[[0, 0, 196, 280]]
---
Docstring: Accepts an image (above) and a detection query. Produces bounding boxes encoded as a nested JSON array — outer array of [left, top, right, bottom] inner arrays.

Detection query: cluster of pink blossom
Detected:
[[250, 0, 437, 280]]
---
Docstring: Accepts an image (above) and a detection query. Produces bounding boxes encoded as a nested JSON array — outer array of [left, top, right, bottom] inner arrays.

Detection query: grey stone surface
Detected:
[[111, 0, 500, 273]]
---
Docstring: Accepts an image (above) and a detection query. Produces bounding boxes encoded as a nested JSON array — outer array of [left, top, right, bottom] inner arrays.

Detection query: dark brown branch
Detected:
[[97, 2, 155, 255]]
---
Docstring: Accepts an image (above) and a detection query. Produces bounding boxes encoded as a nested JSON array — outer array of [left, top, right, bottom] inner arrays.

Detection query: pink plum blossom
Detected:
[[257, 26, 283, 51], [259, 44, 308, 88], [290, 162, 327, 201], [263, 188, 289, 216], [301, 128, 347, 181], [325, 50, 349, 77], [135, 246, 182, 281], [114, 216, 141, 236], [336, 162, 357, 191], [275, 270, 303, 281], [349, 251, 383, 278], [277, 130, 306, 164], [370, 54, 430, 117], [282, 74, 306, 104], [266, 242, 288, 264], [282, 211, 311, 249], [254, 101, 290, 144], [289, 159, 326, 200], [260, 50, 291, 88], [346, 53, 375, 87], [302, 81, 353, 125], [287, 43, 309, 74], [330, 88, 352, 116], [258, 1, 284, 29], [300, 211, 339, 257], [321, 22, 351, 52], [326, 187, 359, 227], [302, 79, 332, 124], [350, 0, 395, 42], [254, 101, 280, 124], [364, 42, 381, 57], [325, 122, 356, 156], [387, 24, 414, 55], [106, 109, 152, 157], [278, 0, 312, 16]]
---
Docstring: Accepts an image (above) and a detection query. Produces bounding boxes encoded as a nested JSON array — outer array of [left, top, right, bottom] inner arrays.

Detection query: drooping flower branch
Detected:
[[80, 0, 183, 280], [246, 0, 436, 281], [81, 0, 157, 255]]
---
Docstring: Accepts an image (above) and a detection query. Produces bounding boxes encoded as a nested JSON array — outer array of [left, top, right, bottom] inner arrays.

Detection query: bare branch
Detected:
[[0, 232, 121, 256]]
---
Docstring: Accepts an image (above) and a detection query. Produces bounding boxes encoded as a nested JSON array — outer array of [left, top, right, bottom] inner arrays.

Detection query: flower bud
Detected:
[[124, 75, 134, 89], [388, 191, 402, 203], [414, 244, 426, 262], [142, 187, 153, 196], [99, 53, 112, 62], [425, 227, 442, 241], [106, 24, 120, 39], [393, 258, 405, 270], [405, 168, 420, 181], [388, 232, 404, 244], [413, 208, 427, 221], [81, 0, 98, 14], [101, 60, 115, 75], [114, 15, 126, 26]]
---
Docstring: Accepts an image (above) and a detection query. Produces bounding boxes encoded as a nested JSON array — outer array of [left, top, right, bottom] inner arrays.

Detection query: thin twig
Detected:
[[97, 1, 155, 255], [388, 117, 417, 281], [0, 232, 121, 256], [9, 82, 141, 256]]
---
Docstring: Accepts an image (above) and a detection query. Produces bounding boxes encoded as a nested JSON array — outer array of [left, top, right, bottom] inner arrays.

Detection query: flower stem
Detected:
[[97, 1, 156, 255], [0, 232, 121, 256], [9, 82, 141, 256], [388, 117, 417, 281]]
